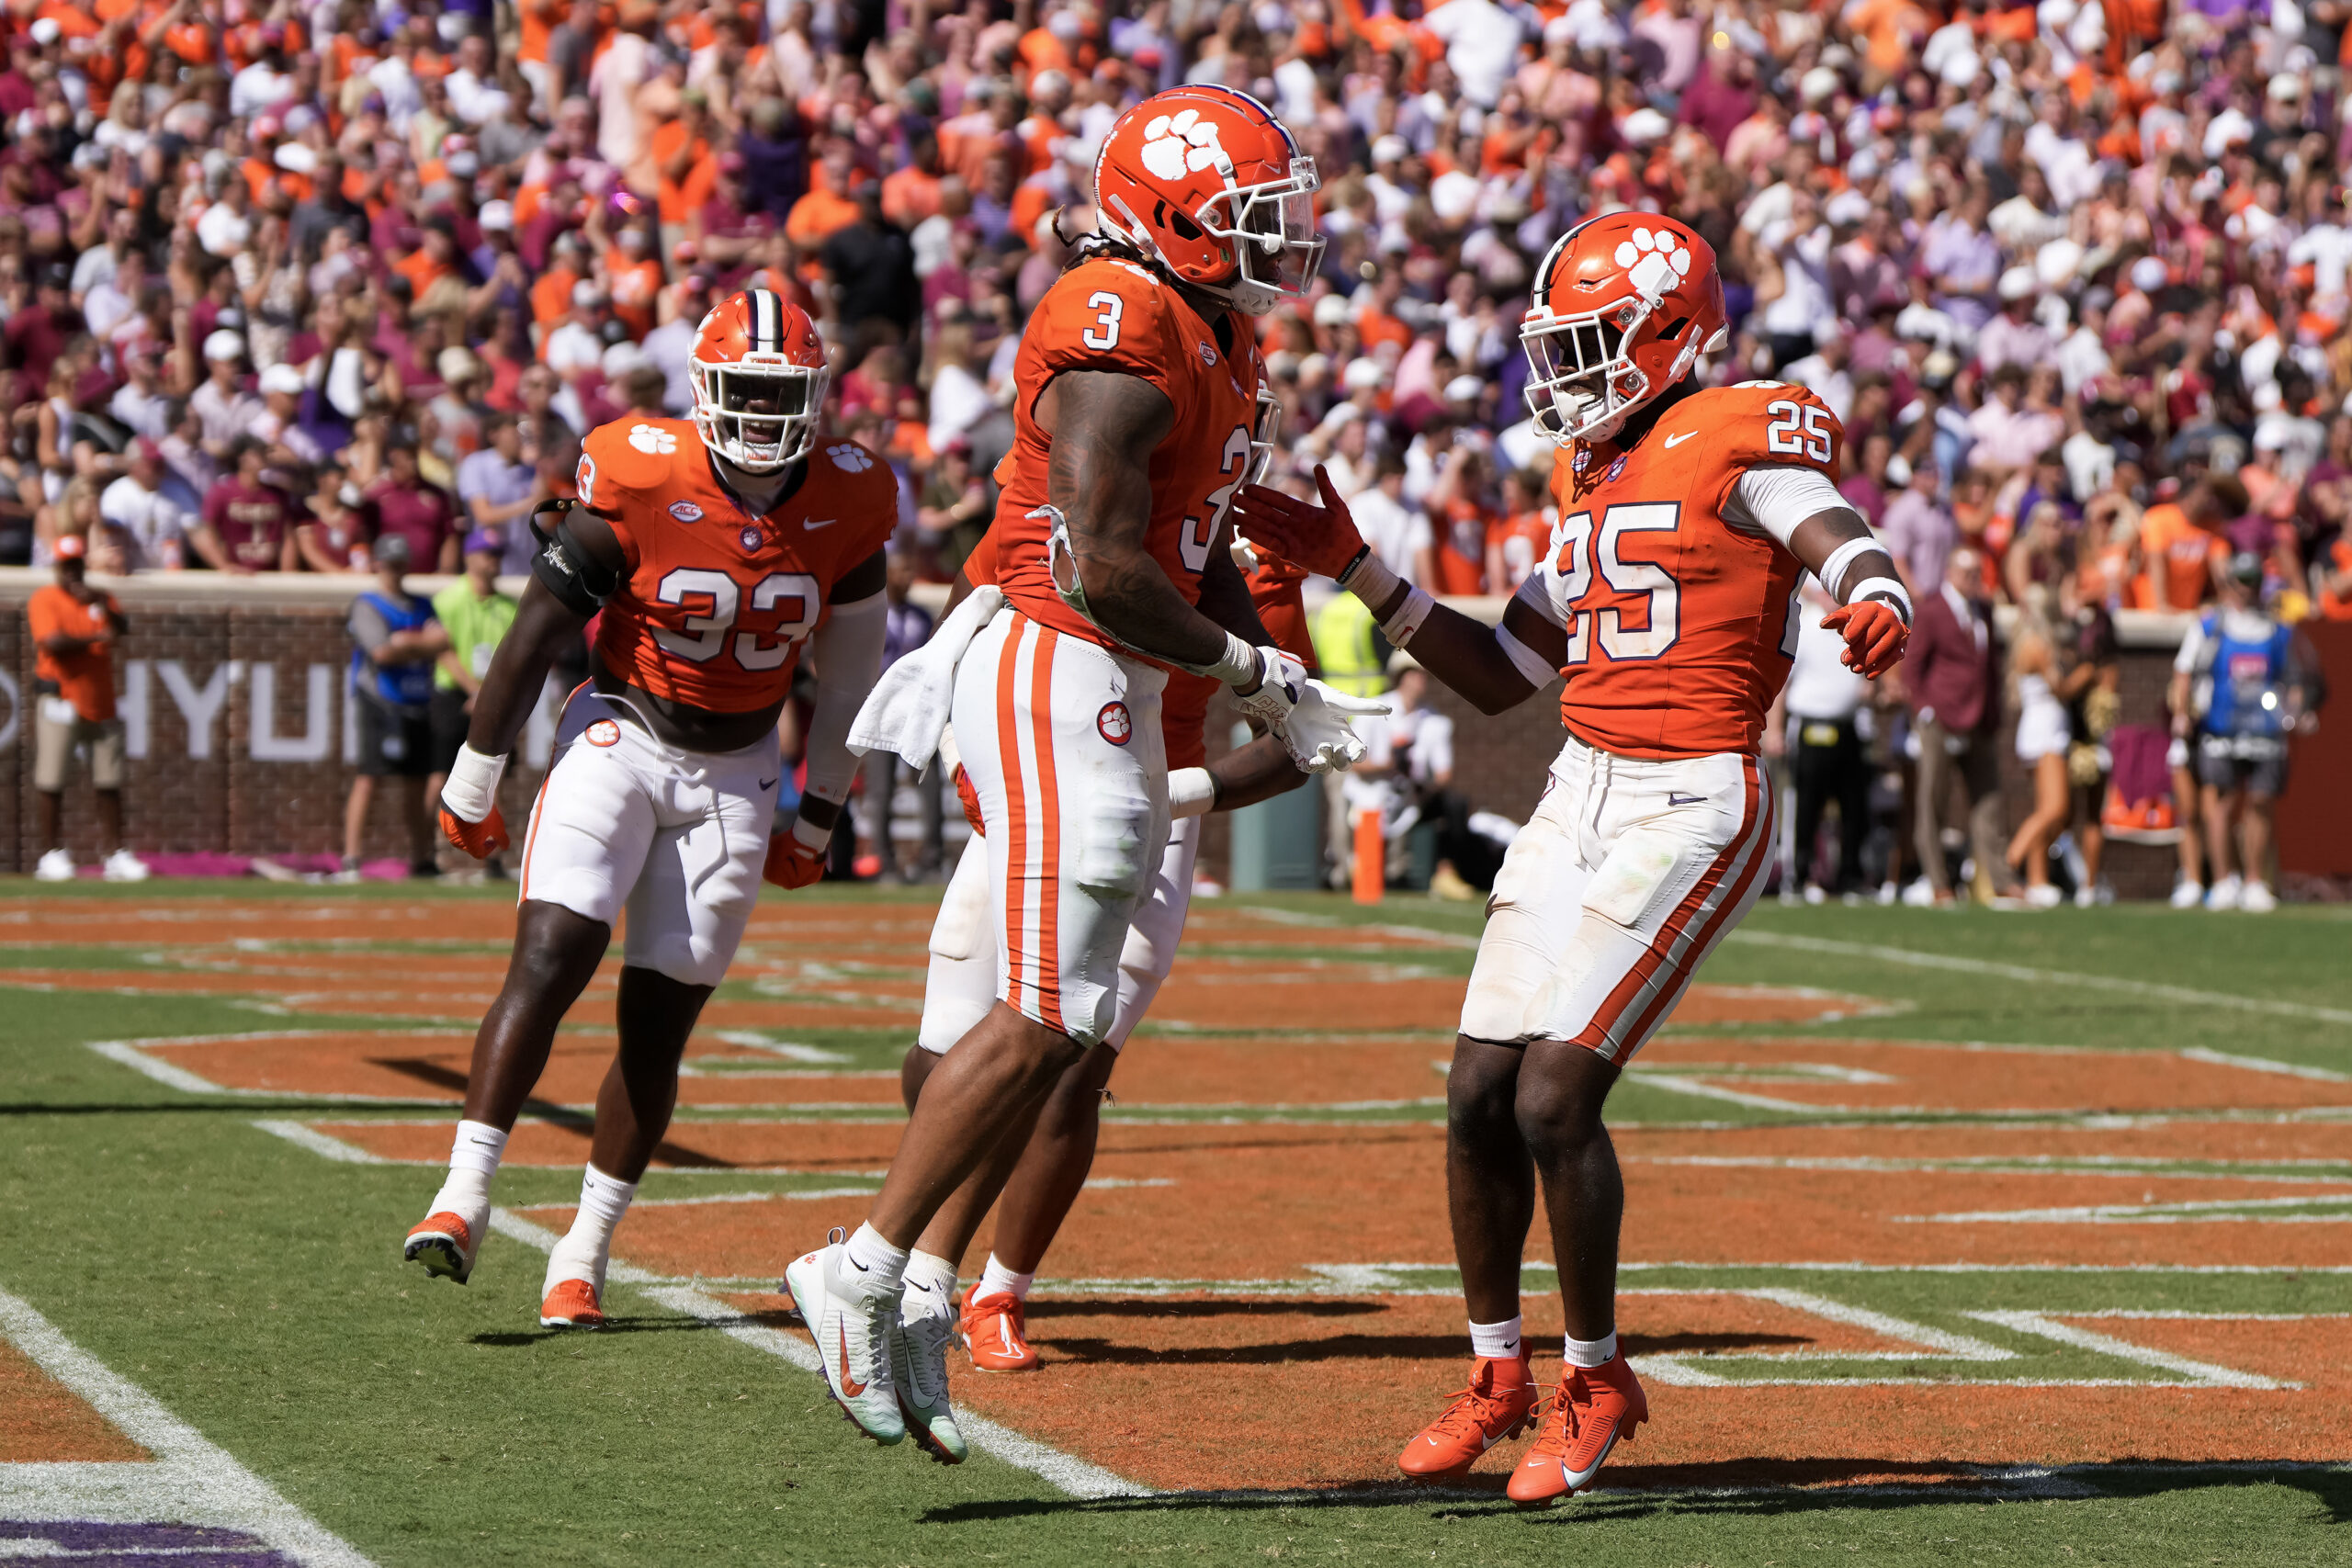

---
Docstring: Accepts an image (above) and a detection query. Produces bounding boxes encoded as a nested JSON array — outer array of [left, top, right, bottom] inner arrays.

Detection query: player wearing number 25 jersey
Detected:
[[1228, 211, 1914, 1506], [406, 290, 893, 1338]]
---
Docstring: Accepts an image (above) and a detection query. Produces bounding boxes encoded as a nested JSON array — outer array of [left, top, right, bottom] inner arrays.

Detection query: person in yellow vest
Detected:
[[1311, 590, 1391, 886]]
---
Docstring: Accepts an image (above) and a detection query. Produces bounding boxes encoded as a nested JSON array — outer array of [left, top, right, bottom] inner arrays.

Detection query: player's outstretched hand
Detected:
[[953, 764, 986, 837], [1228, 464, 1367, 581], [438, 802, 510, 859], [763, 830, 829, 890], [1821, 599, 1910, 679], [1278, 680, 1390, 773]]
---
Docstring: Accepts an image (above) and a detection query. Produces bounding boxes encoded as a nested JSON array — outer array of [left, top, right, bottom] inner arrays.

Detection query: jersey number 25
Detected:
[[1550, 502, 1680, 664]]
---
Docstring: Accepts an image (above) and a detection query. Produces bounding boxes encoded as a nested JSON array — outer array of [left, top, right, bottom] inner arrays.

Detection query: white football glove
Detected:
[[1227, 646, 1308, 731], [1275, 679, 1389, 774]]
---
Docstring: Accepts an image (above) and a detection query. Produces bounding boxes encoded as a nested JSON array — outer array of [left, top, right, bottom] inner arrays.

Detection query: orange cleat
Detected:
[[402, 1212, 481, 1284], [1506, 1353, 1647, 1505], [1396, 1355, 1537, 1478], [539, 1278, 605, 1330], [959, 1290, 1039, 1371]]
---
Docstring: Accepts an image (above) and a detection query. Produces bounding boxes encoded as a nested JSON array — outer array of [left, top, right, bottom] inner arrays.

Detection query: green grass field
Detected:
[[2, 882, 2348, 1566]]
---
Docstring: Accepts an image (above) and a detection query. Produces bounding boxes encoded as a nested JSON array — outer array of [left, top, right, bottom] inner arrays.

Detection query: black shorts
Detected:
[[356, 695, 434, 778], [428, 687, 472, 774], [2196, 744, 2288, 800]]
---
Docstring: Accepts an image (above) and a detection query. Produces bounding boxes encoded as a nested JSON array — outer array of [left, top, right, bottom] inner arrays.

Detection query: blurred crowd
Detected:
[[1, 0, 2341, 895]]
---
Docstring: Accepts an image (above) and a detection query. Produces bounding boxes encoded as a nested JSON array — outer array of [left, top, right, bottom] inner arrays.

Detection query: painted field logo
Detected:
[[1097, 701, 1133, 745], [670, 502, 704, 522], [585, 718, 622, 748]]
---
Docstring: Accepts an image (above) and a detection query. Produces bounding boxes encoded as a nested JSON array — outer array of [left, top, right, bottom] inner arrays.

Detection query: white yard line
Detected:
[[0, 1286, 375, 1566], [2179, 1047, 2352, 1083], [1727, 930, 2352, 1028], [1901, 1193, 2352, 1224], [248, 1121, 390, 1165], [1965, 1311, 2297, 1390], [509, 1188, 882, 1210], [484, 1210, 1154, 1500]]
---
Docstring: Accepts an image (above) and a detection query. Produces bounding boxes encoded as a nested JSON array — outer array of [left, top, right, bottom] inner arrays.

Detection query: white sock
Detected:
[[430, 1120, 507, 1213], [840, 1223, 910, 1292], [547, 1164, 637, 1290], [977, 1254, 1034, 1303], [1564, 1329, 1619, 1369], [902, 1250, 958, 1319], [1468, 1314, 1524, 1363]]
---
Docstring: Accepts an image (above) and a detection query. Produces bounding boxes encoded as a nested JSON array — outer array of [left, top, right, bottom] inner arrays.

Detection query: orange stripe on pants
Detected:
[[1574, 757, 1767, 1060], [1027, 626, 1065, 1033], [996, 618, 1033, 1020]]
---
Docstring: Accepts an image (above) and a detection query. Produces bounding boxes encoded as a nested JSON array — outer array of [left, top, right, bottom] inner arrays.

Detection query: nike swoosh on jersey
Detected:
[[1663, 432, 1698, 448], [804, 517, 838, 530], [759, 777, 778, 791]]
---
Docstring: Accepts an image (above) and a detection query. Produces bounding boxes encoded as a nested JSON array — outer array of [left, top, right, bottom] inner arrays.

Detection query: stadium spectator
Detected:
[[1902, 546, 2015, 906], [193, 441, 300, 574], [28, 536, 145, 884], [1769, 581, 1874, 903], [343, 536, 448, 883], [428, 529, 520, 879], [457, 414, 542, 567], [368, 443, 462, 575], [96, 440, 197, 574]]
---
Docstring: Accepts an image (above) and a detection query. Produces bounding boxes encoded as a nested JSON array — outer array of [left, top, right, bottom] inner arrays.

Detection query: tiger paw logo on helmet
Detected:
[[1139, 107, 1226, 181], [1615, 228, 1692, 301], [826, 443, 873, 473], [628, 423, 677, 456]]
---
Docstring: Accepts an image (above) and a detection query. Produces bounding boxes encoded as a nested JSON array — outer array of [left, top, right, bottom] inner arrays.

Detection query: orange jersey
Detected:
[[989, 256, 1261, 656], [574, 418, 896, 714], [1531, 382, 1840, 759]]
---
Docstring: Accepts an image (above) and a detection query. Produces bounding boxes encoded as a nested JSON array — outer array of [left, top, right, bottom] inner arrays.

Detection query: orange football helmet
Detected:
[[688, 288, 830, 472], [1093, 85, 1323, 316], [1521, 213, 1729, 445]]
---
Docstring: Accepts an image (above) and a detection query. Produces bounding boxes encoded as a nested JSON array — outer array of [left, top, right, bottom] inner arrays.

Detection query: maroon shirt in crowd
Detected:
[[201, 478, 299, 570], [367, 478, 457, 569]]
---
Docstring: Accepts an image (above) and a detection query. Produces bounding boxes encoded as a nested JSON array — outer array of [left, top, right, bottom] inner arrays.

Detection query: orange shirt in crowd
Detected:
[[2135, 502, 2226, 610], [518, 0, 564, 62], [650, 118, 714, 226], [786, 185, 862, 250], [530, 265, 581, 330], [28, 584, 119, 723], [880, 164, 943, 228], [606, 250, 662, 337], [2320, 537, 2352, 619], [393, 246, 453, 301], [1487, 509, 1553, 592], [1355, 306, 1413, 356]]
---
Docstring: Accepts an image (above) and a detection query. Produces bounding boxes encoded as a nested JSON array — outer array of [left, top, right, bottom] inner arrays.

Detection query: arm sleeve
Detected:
[[1510, 569, 1567, 628], [799, 591, 887, 809], [2173, 619, 2210, 675], [349, 601, 390, 653], [1724, 464, 1861, 547]]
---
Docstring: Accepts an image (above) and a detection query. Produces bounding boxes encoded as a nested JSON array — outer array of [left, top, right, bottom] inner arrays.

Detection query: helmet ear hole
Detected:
[[1167, 209, 1203, 242]]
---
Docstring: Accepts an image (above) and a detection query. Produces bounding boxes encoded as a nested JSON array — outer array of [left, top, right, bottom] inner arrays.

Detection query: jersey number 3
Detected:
[[652, 569, 820, 670], [1550, 502, 1680, 664]]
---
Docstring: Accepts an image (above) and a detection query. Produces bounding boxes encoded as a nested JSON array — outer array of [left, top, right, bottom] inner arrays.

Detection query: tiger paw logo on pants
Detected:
[[1139, 107, 1226, 180]]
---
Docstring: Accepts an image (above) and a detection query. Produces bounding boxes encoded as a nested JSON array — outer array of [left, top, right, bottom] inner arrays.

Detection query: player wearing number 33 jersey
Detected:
[[1227, 211, 1913, 1503]]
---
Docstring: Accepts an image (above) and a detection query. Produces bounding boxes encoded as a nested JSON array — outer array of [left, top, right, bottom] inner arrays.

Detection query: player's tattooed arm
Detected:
[[462, 508, 625, 756], [1040, 369, 1235, 671], [1193, 543, 1277, 649]]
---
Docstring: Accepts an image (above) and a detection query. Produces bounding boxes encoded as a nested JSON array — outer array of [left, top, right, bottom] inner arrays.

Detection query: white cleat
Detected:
[[2171, 879, 2206, 909], [102, 848, 151, 883], [2239, 881, 2278, 913], [784, 1232, 904, 1446], [891, 1281, 969, 1464], [34, 848, 73, 882], [2205, 874, 2244, 911]]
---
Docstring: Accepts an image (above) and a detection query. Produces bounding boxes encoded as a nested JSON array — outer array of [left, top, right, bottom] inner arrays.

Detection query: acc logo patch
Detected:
[[740, 525, 763, 552], [670, 502, 704, 522], [1605, 455, 1628, 483], [1198, 341, 1217, 366], [1572, 447, 1591, 472], [585, 718, 622, 748], [1097, 701, 1133, 746]]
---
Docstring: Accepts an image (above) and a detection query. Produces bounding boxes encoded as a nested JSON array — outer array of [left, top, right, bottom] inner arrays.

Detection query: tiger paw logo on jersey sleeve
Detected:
[[1614, 228, 1692, 302], [825, 443, 873, 473], [1139, 107, 1227, 180], [628, 423, 678, 456]]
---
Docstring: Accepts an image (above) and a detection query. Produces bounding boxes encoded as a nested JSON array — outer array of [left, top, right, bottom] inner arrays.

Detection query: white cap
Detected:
[[1826, 190, 1871, 227], [1885, 454, 1913, 487], [1997, 266, 2039, 302], [1801, 66, 1840, 105], [258, 363, 305, 395], [274, 143, 317, 175], [436, 346, 479, 382], [2131, 255, 2169, 291], [602, 341, 649, 378], [1371, 134, 1408, 164], [477, 198, 514, 231], [1443, 374, 1484, 402], [1622, 107, 1670, 146], [1341, 356, 1385, 392], [203, 329, 244, 362], [572, 279, 606, 307], [2267, 72, 2304, 102], [28, 17, 59, 44], [1312, 293, 1351, 327], [2035, 236, 2085, 288]]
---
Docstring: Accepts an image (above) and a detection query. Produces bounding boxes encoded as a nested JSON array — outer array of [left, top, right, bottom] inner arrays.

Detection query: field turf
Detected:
[[1, 880, 2347, 1565]]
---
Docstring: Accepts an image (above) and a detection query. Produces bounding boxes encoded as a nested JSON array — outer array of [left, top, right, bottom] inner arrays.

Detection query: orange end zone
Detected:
[[0, 1339, 146, 1462]]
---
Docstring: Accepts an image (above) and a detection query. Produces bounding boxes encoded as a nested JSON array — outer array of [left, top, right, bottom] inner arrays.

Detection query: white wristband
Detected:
[[1494, 623, 1559, 687], [439, 743, 507, 822], [1846, 576, 1912, 626], [1170, 766, 1216, 818], [1205, 630, 1260, 688], [1383, 584, 1435, 646], [1816, 536, 1880, 599], [1339, 548, 1401, 607], [788, 812, 832, 852]]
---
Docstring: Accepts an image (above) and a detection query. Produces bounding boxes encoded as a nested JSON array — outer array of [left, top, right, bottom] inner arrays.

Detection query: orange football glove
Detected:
[[763, 829, 829, 890], [1821, 599, 1910, 679], [438, 802, 510, 859], [1225, 464, 1368, 581], [954, 764, 986, 837]]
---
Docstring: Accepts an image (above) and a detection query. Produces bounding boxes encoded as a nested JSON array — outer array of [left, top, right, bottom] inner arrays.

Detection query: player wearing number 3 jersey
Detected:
[[401, 290, 895, 1334], [1230, 212, 1912, 1505]]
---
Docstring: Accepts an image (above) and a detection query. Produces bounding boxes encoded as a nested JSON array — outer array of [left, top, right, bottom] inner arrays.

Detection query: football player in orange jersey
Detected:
[[786, 85, 1380, 1454], [1231, 213, 1913, 1505], [403, 290, 897, 1331]]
